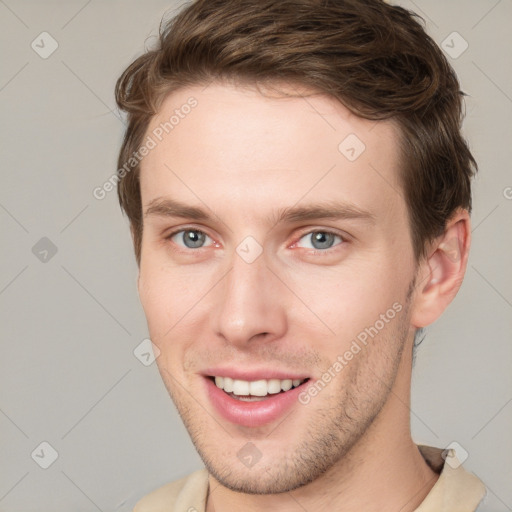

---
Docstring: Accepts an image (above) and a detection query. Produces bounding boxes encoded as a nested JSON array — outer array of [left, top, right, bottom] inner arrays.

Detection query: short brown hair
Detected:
[[115, 0, 476, 265]]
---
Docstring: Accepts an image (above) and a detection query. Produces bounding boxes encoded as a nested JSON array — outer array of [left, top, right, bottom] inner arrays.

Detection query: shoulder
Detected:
[[133, 468, 209, 512]]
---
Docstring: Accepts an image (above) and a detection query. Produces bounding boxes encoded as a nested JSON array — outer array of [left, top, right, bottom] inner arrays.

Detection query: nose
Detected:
[[212, 251, 288, 348]]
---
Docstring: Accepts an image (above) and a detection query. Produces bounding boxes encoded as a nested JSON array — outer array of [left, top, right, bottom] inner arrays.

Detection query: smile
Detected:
[[212, 376, 307, 400], [204, 374, 311, 427]]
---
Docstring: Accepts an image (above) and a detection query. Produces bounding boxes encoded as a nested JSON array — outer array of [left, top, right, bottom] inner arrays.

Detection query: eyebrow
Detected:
[[145, 198, 210, 221], [270, 201, 376, 225], [144, 197, 376, 225]]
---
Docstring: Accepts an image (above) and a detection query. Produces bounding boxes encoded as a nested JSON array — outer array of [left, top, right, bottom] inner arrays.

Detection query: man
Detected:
[[115, 0, 487, 510]]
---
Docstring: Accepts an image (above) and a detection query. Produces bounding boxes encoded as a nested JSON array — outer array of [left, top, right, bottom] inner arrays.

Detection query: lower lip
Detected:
[[205, 377, 308, 428]]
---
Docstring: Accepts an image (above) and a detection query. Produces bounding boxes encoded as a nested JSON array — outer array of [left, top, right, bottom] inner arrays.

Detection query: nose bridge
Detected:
[[213, 249, 286, 345]]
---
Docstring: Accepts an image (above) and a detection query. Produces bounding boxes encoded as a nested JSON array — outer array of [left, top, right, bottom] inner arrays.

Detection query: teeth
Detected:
[[267, 379, 282, 394], [213, 376, 306, 396], [232, 379, 250, 396], [223, 376, 234, 393], [249, 380, 268, 396], [281, 379, 292, 391]]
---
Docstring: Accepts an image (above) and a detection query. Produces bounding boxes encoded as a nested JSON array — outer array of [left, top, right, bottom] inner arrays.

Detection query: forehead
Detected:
[[140, 82, 404, 225]]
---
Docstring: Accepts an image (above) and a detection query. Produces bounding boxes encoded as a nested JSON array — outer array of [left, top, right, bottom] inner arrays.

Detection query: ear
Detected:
[[410, 209, 471, 328]]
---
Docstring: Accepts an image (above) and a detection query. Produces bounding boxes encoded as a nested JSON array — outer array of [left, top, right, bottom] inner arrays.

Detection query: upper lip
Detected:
[[202, 367, 310, 381]]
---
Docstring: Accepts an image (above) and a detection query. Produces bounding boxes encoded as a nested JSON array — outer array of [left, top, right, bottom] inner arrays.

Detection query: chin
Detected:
[[205, 462, 318, 495]]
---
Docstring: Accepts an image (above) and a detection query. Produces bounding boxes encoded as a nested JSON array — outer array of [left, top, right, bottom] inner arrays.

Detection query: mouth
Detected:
[[209, 376, 310, 401], [203, 373, 311, 427]]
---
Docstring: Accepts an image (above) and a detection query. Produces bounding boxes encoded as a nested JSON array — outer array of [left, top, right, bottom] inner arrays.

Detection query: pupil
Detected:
[[312, 232, 334, 250], [184, 230, 205, 248]]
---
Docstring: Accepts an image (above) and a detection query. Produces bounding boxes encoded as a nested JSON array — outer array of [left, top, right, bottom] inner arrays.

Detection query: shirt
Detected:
[[133, 445, 487, 511]]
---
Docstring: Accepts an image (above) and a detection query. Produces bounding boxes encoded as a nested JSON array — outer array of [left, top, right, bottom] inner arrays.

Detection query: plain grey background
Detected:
[[1, 1, 511, 510]]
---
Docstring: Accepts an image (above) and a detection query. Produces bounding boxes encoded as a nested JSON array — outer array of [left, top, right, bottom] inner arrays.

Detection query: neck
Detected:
[[206, 343, 439, 512]]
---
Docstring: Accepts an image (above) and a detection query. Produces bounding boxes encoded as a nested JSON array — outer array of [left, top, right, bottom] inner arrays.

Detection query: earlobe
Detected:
[[410, 209, 471, 328]]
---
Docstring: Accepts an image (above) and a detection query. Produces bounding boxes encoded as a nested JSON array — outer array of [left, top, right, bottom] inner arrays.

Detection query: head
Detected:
[[115, 0, 474, 495]]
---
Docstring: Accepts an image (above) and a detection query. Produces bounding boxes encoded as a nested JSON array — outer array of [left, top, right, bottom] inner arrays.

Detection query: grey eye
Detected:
[[171, 229, 211, 249], [297, 231, 342, 250]]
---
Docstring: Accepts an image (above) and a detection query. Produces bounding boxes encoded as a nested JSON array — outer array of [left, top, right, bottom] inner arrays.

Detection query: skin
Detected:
[[137, 81, 471, 511]]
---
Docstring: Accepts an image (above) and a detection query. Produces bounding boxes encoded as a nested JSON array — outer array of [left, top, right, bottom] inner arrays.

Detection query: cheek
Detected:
[[284, 257, 406, 343], [138, 254, 214, 343], [138, 270, 190, 377], [138, 260, 181, 340]]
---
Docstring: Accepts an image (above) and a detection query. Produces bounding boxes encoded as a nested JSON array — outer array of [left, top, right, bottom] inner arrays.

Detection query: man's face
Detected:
[[138, 82, 418, 493]]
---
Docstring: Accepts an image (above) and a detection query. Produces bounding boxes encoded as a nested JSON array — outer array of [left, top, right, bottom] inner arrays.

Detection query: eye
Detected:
[[169, 229, 214, 249], [295, 231, 343, 251]]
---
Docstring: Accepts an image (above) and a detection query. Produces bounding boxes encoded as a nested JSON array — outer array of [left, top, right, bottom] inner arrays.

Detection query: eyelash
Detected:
[[165, 227, 346, 253]]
